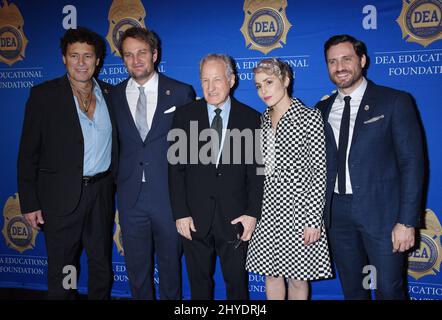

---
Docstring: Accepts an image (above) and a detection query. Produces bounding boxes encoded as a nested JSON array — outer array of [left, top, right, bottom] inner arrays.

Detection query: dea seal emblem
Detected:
[[408, 209, 442, 280], [2, 193, 37, 253], [0, 0, 28, 66], [106, 0, 147, 57], [113, 211, 124, 256], [240, 0, 292, 55], [396, 0, 442, 47]]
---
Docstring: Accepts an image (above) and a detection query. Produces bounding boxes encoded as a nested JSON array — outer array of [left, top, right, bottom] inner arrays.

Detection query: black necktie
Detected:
[[338, 96, 351, 194], [211, 108, 223, 148]]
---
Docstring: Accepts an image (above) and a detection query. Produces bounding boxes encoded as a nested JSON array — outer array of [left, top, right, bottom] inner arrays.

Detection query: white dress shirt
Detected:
[[126, 72, 159, 182], [126, 72, 159, 130], [328, 77, 367, 194]]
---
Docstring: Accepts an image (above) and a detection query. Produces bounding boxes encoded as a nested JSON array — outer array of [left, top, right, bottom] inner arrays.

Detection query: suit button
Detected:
[[142, 143, 146, 148], [216, 172, 222, 177], [79, 140, 83, 145], [209, 196, 215, 200], [139, 162, 143, 166]]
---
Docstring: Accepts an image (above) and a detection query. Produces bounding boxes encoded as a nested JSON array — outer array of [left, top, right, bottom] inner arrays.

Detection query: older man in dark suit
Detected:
[[169, 54, 264, 300]]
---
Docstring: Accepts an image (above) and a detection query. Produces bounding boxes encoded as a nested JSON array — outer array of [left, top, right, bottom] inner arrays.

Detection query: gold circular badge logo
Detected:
[[106, 0, 147, 57], [0, 1, 28, 66], [2, 193, 38, 253], [397, 0, 442, 47], [408, 209, 442, 280], [240, 0, 292, 55]]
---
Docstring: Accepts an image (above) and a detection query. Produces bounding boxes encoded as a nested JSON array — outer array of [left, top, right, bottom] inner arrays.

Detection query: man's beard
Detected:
[[129, 69, 152, 81], [331, 69, 363, 89]]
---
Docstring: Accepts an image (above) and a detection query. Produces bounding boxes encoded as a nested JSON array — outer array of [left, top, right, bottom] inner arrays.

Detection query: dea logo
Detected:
[[113, 211, 124, 256], [396, 0, 442, 47], [2, 193, 37, 253], [106, 0, 147, 57], [408, 209, 442, 280], [0, 0, 28, 66], [240, 0, 292, 55]]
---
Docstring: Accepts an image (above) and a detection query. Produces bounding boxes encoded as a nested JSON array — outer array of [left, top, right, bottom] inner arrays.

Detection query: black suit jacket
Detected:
[[17, 75, 117, 216], [168, 97, 264, 236]]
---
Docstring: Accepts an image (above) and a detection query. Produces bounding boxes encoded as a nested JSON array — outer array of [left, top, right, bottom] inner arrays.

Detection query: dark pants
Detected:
[[328, 193, 406, 300], [183, 205, 249, 300], [119, 182, 182, 300], [43, 173, 114, 300]]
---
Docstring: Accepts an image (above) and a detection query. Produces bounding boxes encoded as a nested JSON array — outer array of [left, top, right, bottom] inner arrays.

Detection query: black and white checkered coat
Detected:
[[246, 98, 333, 280]]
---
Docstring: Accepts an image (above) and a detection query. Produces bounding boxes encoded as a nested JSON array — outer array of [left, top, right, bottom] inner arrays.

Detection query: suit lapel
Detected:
[[98, 82, 112, 113], [197, 98, 211, 130], [218, 97, 240, 167], [60, 75, 84, 142], [97, 80, 118, 158], [146, 74, 169, 143], [322, 93, 338, 153], [349, 81, 377, 149], [117, 78, 143, 141], [97, 81, 115, 127], [194, 99, 215, 170], [225, 97, 237, 131]]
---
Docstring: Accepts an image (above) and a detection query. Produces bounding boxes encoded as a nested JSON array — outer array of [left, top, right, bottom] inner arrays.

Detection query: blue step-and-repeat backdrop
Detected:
[[1, 0, 441, 299]]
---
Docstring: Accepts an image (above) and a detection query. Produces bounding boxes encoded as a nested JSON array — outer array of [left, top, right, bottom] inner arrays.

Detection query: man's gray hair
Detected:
[[199, 53, 235, 79]]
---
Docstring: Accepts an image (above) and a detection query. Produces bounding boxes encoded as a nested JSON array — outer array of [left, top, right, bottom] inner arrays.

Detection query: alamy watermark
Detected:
[[167, 122, 268, 170]]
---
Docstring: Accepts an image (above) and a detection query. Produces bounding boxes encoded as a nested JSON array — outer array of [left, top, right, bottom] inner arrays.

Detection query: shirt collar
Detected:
[[337, 77, 367, 102], [92, 78, 103, 103], [128, 72, 159, 91], [207, 96, 231, 115], [66, 74, 103, 103]]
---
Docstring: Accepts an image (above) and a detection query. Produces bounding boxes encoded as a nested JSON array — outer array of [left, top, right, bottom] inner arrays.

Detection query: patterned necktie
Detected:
[[211, 108, 223, 154], [338, 96, 351, 194], [135, 86, 149, 140]]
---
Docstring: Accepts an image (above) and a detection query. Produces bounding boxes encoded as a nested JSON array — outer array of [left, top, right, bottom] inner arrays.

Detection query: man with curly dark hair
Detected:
[[18, 27, 117, 299]]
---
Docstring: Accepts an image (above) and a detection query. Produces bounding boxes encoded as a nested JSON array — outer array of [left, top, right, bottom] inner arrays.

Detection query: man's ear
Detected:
[[361, 54, 367, 69], [229, 74, 236, 88], [153, 49, 158, 64]]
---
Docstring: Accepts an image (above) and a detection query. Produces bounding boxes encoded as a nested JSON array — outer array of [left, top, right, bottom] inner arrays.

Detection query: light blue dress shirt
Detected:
[[73, 78, 112, 176]]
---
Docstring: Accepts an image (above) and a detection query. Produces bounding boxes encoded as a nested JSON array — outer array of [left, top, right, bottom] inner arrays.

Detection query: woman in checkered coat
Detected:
[[246, 58, 333, 300]]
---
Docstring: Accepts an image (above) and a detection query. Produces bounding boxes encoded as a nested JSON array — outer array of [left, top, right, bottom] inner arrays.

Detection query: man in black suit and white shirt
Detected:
[[168, 54, 264, 299]]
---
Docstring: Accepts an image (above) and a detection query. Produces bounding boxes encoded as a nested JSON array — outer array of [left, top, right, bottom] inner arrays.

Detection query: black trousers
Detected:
[[182, 205, 249, 300], [43, 174, 115, 300]]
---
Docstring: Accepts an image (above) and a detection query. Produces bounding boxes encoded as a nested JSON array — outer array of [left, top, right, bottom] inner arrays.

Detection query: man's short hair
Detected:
[[199, 54, 235, 79], [60, 27, 105, 60], [324, 34, 367, 61], [118, 27, 159, 56]]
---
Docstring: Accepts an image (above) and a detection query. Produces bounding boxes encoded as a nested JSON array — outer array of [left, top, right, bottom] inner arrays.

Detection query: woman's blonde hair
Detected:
[[253, 58, 292, 82]]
